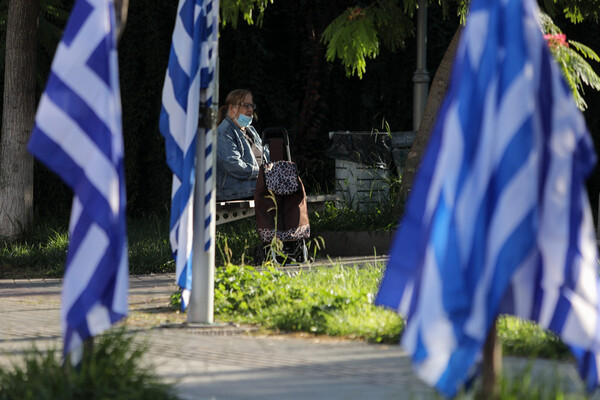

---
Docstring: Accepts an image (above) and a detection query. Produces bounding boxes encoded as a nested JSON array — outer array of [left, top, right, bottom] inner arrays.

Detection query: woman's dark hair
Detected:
[[217, 89, 253, 125]]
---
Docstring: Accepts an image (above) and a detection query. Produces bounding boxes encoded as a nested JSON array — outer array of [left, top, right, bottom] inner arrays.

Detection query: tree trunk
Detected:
[[394, 26, 462, 217], [0, 0, 39, 240], [478, 319, 502, 400]]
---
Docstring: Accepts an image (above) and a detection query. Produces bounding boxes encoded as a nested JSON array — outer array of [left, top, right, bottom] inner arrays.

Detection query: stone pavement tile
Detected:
[[137, 329, 435, 400], [0, 278, 61, 343]]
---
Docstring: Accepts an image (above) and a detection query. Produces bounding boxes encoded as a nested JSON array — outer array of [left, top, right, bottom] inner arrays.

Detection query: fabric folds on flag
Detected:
[[160, 0, 218, 309], [28, 0, 128, 363], [375, 0, 600, 396]]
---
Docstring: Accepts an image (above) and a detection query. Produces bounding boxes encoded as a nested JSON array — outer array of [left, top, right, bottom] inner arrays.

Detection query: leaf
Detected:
[[569, 40, 600, 62], [373, 0, 414, 52], [321, 8, 380, 79], [541, 11, 600, 110], [570, 51, 600, 90], [220, 0, 273, 28], [321, 1, 416, 79]]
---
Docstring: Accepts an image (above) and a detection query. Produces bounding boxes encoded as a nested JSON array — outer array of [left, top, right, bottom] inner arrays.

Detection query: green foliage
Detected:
[[214, 263, 284, 316], [320, 0, 600, 81], [555, 0, 600, 24], [127, 215, 174, 275], [322, 8, 380, 79], [311, 201, 399, 233], [213, 263, 404, 343], [540, 12, 600, 111], [321, 1, 414, 78], [497, 315, 570, 360], [0, 330, 177, 400], [216, 218, 261, 266], [0, 216, 69, 278], [220, 0, 273, 28], [0, 214, 175, 278], [210, 265, 576, 353]]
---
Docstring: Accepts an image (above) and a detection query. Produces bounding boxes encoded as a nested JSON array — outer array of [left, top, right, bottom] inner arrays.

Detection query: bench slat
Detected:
[[216, 194, 340, 225]]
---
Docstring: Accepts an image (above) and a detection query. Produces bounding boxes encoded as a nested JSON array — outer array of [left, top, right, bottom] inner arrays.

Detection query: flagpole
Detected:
[[188, 59, 219, 325], [188, 104, 215, 324]]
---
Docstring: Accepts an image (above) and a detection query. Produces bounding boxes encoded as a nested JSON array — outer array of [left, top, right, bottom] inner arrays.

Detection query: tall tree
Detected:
[[0, 0, 39, 239], [0, 0, 129, 239]]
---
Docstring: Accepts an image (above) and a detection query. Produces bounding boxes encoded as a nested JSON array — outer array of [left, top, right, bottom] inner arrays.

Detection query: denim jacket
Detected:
[[216, 117, 270, 200]]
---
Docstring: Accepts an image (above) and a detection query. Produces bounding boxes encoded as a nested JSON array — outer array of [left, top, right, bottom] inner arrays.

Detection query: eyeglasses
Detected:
[[239, 102, 257, 110]]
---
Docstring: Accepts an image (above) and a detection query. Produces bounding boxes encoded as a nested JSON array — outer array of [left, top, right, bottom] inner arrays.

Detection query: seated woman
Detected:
[[216, 89, 269, 201]]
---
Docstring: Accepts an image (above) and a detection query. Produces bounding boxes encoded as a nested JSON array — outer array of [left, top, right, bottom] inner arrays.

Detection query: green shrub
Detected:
[[310, 201, 399, 233], [0, 330, 177, 400], [497, 316, 570, 360]]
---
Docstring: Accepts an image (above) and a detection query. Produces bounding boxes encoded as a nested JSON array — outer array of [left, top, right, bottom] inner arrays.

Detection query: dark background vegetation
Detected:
[[1, 0, 600, 222]]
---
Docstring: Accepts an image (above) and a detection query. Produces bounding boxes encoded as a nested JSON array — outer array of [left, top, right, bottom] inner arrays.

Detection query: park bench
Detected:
[[216, 194, 340, 225]]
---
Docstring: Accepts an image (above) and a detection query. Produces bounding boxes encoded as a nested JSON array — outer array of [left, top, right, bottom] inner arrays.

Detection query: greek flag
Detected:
[[27, 0, 128, 363], [376, 0, 600, 396], [160, 0, 218, 309]]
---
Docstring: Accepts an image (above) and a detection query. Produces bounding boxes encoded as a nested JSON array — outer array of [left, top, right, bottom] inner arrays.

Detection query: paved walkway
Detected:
[[0, 259, 596, 399]]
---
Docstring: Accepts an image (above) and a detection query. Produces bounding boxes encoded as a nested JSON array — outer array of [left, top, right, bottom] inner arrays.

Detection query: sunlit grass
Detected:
[[497, 315, 570, 360], [0, 224, 68, 278], [210, 262, 405, 343], [310, 201, 399, 233], [206, 262, 573, 355]]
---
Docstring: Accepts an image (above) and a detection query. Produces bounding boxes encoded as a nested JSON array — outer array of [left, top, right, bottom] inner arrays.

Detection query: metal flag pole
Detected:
[[188, 56, 219, 324]]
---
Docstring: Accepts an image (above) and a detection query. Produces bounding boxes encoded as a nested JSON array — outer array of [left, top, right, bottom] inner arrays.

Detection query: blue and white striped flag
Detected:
[[160, 0, 218, 309], [27, 0, 128, 363], [376, 0, 600, 396]]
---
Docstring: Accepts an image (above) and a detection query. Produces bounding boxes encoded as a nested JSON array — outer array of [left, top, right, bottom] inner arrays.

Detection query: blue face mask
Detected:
[[236, 113, 253, 128]]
